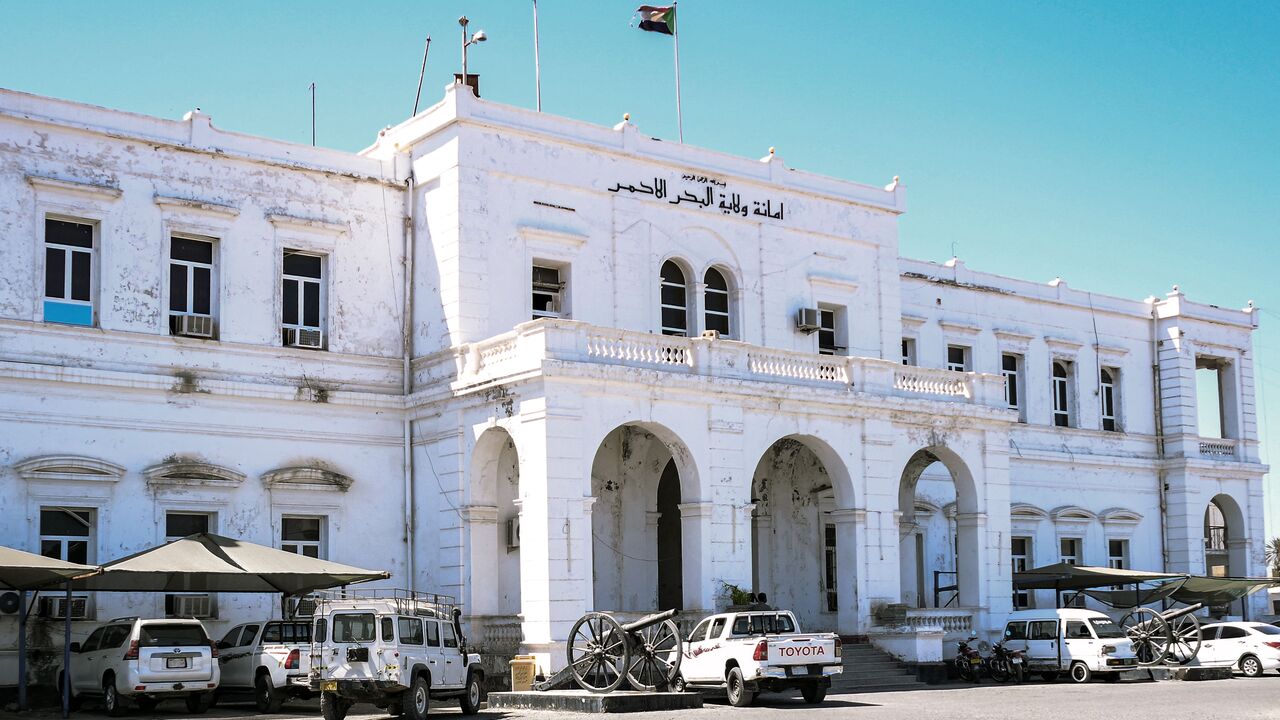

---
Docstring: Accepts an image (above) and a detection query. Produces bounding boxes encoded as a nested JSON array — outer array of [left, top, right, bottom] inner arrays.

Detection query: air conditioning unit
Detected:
[[40, 596, 88, 620], [171, 314, 214, 338], [293, 597, 317, 617], [0, 592, 20, 614], [284, 327, 324, 349], [171, 594, 212, 618], [701, 329, 720, 339], [795, 308, 821, 333], [506, 516, 521, 550]]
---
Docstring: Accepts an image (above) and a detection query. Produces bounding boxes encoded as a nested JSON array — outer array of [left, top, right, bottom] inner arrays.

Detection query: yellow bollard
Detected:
[[509, 654, 537, 692]]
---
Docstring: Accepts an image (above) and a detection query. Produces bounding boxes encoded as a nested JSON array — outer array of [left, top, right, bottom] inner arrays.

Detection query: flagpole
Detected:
[[672, 2, 683, 143], [533, 0, 542, 111]]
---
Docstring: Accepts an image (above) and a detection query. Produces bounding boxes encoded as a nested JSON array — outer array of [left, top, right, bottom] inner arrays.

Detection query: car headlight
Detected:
[[1101, 645, 1116, 655]]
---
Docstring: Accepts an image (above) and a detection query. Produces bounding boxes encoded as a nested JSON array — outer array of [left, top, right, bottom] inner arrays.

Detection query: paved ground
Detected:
[[6, 677, 1280, 720]]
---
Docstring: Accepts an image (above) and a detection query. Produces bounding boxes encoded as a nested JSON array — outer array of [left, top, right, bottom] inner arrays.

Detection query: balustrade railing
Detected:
[[747, 350, 848, 384], [585, 332, 692, 368], [903, 608, 975, 634], [894, 368, 972, 399], [466, 614, 523, 653], [1198, 439, 1237, 459]]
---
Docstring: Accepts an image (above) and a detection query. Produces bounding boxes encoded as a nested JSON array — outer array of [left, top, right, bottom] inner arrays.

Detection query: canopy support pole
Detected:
[[62, 583, 71, 719], [17, 590, 26, 710]]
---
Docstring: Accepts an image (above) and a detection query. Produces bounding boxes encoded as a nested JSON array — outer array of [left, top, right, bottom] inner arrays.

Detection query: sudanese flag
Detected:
[[636, 5, 676, 35]]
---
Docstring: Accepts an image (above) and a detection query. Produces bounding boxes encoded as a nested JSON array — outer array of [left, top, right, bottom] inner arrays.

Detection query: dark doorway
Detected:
[[656, 460, 683, 610]]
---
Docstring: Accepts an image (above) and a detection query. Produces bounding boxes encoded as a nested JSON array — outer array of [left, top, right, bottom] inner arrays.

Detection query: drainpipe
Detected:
[[403, 168, 417, 591], [1151, 302, 1169, 571]]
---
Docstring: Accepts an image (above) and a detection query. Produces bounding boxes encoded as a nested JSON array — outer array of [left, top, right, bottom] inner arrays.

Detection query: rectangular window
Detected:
[[1011, 537, 1032, 608], [1053, 360, 1073, 427], [532, 264, 563, 319], [169, 236, 216, 338], [1107, 539, 1128, 570], [40, 507, 95, 565], [43, 218, 95, 326], [398, 617, 424, 645], [282, 250, 325, 349], [1002, 354, 1021, 412], [947, 345, 970, 373], [442, 623, 458, 649], [824, 524, 838, 612], [426, 621, 440, 647], [281, 516, 325, 559], [1195, 358, 1229, 439], [901, 338, 916, 366], [1100, 367, 1119, 431], [165, 512, 214, 618], [817, 308, 840, 356], [1059, 537, 1082, 566]]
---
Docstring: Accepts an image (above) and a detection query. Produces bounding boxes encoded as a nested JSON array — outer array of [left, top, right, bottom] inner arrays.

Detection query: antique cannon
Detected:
[[549, 609, 684, 693], [1120, 603, 1204, 666]]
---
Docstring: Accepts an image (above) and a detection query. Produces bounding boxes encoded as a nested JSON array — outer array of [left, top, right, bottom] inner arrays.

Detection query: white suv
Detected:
[[59, 617, 219, 716]]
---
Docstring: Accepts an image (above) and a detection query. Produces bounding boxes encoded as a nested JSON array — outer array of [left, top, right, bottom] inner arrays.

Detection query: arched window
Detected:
[[703, 267, 731, 337], [1052, 361, 1071, 427], [660, 261, 688, 336]]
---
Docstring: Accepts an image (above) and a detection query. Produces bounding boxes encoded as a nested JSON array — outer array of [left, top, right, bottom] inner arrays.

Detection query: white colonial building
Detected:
[[0, 82, 1268, 681]]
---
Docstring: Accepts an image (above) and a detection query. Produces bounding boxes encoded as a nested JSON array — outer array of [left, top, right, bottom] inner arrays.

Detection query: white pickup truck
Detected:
[[215, 620, 314, 712], [675, 610, 842, 706]]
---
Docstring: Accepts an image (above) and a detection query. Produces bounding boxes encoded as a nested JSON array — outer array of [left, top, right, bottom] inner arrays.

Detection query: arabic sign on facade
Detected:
[[608, 173, 786, 220]]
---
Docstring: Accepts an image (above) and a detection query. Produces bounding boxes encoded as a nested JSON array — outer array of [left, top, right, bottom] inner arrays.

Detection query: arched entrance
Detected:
[[466, 427, 522, 651], [898, 447, 980, 609], [1204, 494, 1246, 578], [590, 424, 696, 612], [751, 436, 852, 633]]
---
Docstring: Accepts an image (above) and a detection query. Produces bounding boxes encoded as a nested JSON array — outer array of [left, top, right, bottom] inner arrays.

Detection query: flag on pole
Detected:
[[635, 5, 676, 35]]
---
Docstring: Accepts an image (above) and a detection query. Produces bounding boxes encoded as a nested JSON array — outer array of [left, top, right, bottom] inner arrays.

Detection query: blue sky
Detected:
[[3, 1, 1277, 530]]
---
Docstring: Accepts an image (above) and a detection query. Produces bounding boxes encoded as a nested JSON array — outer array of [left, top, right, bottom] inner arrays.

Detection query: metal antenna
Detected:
[[309, 82, 316, 146], [413, 36, 432, 116]]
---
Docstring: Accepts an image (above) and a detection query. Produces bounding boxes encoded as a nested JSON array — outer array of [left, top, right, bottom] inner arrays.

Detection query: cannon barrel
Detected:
[[619, 608, 679, 634], [1158, 603, 1204, 621]]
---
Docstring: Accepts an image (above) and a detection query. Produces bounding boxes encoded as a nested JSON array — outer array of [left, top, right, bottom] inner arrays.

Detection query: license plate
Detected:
[[321, 680, 338, 692], [970, 658, 981, 665], [791, 667, 809, 675], [166, 658, 188, 669], [1011, 658, 1022, 664]]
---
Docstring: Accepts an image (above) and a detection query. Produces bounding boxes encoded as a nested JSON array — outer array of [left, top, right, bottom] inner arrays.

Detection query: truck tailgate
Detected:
[[767, 635, 838, 665]]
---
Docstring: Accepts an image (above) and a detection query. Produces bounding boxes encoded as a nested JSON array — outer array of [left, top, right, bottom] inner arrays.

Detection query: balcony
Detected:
[[426, 319, 1008, 410], [1198, 439, 1238, 460]]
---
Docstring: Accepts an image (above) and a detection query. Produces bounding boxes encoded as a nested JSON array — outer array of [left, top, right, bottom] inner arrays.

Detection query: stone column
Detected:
[[678, 501, 716, 614], [753, 513, 773, 595], [830, 508, 863, 634], [954, 512, 987, 609], [460, 504, 499, 617]]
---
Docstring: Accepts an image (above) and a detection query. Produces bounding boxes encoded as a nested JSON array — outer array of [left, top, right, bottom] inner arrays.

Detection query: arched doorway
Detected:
[[466, 428, 522, 652], [751, 436, 851, 632], [1204, 494, 1246, 578], [590, 424, 695, 612], [898, 447, 979, 609]]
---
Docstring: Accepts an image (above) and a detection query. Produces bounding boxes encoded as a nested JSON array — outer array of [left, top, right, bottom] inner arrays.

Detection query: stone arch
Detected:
[[464, 426, 522, 644], [750, 434, 855, 632], [1205, 493, 1247, 578], [589, 422, 701, 613], [898, 446, 982, 609]]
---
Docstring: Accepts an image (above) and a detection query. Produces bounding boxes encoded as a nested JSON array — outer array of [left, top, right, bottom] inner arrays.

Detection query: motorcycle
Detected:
[[953, 636, 983, 683], [985, 639, 1026, 683]]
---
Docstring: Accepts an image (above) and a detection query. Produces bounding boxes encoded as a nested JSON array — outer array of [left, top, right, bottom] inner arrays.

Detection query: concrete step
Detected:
[[840, 668, 918, 680], [828, 642, 930, 694], [831, 679, 931, 694]]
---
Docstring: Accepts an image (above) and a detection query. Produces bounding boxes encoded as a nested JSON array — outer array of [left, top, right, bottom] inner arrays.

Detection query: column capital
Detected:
[[460, 504, 499, 523], [954, 511, 988, 527], [677, 501, 715, 519], [646, 511, 663, 528], [828, 508, 866, 523]]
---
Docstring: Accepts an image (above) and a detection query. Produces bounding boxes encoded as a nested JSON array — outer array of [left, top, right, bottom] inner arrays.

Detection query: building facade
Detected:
[[0, 83, 1267, 680]]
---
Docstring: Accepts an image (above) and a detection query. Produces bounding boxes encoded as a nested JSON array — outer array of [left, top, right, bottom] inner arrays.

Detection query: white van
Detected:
[[1002, 608, 1138, 683]]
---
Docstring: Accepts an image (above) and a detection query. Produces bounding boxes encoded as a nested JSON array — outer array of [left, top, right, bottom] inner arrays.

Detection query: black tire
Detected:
[[185, 692, 212, 714], [1241, 654, 1264, 678], [321, 691, 351, 720], [134, 697, 158, 712], [388, 697, 405, 717], [726, 667, 754, 708], [407, 674, 431, 720], [1012, 664, 1024, 683], [672, 675, 687, 693], [459, 671, 482, 715], [1040, 671, 1060, 682], [1069, 662, 1092, 684], [103, 676, 126, 717], [800, 683, 827, 704], [988, 658, 1010, 683], [58, 673, 82, 711], [256, 672, 285, 713]]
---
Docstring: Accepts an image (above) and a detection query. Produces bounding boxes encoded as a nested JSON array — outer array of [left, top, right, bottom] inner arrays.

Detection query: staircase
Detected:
[[828, 640, 931, 694]]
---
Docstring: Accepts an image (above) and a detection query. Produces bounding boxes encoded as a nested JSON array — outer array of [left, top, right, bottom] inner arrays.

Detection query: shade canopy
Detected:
[[1168, 576, 1280, 606], [0, 545, 99, 590], [1012, 563, 1186, 591], [75, 533, 390, 595]]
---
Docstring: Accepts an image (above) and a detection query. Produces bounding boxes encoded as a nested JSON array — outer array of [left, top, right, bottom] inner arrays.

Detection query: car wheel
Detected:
[[1039, 671, 1060, 682], [1240, 655, 1264, 678], [185, 692, 212, 714], [58, 673, 81, 711], [671, 675, 687, 693], [459, 671, 482, 715], [1069, 662, 1092, 684], [256, 672, 285, 713], [387, 697, 405, 717], [801, 683, 827, 704], [103, 676, 126, 717], [726, 667, 754, 708], [321, 691, 351, 720], [134, 697, 158, 712], [407, 674, 431, 720]]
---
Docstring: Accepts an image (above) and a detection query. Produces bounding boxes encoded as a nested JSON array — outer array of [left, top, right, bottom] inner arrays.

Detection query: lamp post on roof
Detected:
[[459, 15, 487, 96]]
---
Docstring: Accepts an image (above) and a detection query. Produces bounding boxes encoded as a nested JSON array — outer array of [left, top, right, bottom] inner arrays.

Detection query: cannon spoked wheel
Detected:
[[567, 612, 631, 693], [1120, 607, 1172, 666], [625, 618, 683, 691], [1164, 612, 1202, 665]]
